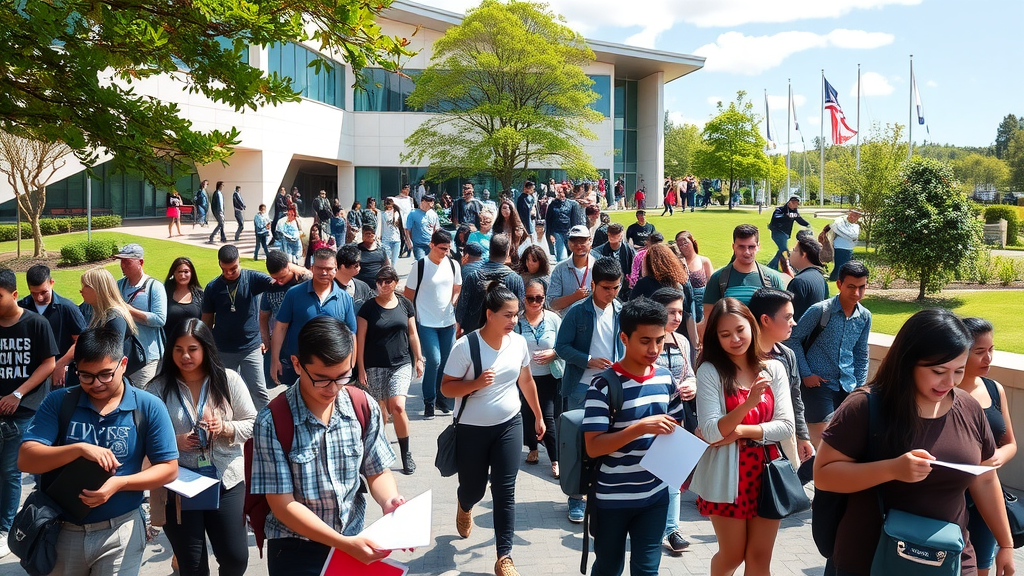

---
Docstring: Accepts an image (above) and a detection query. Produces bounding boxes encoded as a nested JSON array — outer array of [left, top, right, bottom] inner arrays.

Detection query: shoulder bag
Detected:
[[757, 441, 810, 519], [435, 331, 481, 477]]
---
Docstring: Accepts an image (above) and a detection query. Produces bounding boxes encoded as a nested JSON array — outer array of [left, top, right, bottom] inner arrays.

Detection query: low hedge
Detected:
[[984, 206, 1021, 246], [59, 238, 119, 266], [0, 215, 122, 242]]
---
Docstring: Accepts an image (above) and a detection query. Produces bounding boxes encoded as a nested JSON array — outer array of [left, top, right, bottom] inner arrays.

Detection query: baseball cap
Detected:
[[422, 194, 435, 202], [568, 225, 591, 239], [114, 243, 144, 259], [848, 208, 864, 215]]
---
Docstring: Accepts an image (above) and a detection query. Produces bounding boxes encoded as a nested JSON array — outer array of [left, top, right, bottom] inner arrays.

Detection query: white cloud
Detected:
[[806, 115, 821, 126], [694, 29, 893, 75], [767, 94, 807, 110], [707, 96, 724, 106], [418, 0, 914, 47], [850, 71, 894, 97], [926, 80, 938, 88], [668, 110, 707, 130]]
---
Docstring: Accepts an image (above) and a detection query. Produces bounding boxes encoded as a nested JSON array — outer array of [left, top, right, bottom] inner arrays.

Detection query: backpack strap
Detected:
[[412, 258, 426, 310], [718, 264, 732, 296], [345, 386, 372, 442], [756, 263, 772, 287], [580, 367, 624, 574], [267, 393, 294, 454], [803, 298, 833, 353], [468, 330, 483, 380], [982, 378, 1001, 413]]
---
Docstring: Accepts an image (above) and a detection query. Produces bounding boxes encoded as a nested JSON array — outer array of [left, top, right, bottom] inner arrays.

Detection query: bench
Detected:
[[48, 208, 114, 217]]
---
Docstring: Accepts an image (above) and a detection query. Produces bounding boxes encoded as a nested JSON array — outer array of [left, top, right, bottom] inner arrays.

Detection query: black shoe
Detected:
[[402, 452, 417, 475], [663, 530, 690, 553], [423, 404, 435, 420], [436, 402, 453, 415]]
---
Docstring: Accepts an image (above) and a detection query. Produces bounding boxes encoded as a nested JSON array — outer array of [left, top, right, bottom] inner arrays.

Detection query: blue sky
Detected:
[[418, 0, 1022, 149]]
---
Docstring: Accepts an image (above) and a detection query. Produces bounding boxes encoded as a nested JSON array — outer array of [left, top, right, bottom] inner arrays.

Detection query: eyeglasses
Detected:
[[525, 295, 545, 304], [299, 364, 354, 388], [77, 368, 118, 385]]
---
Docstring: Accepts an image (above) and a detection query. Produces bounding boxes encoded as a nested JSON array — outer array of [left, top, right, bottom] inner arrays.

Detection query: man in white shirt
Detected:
[[826, 208, 862, 281], [404, 230, 462, 419], [547, 225, 596, 316], [392, 184, 416, 258]]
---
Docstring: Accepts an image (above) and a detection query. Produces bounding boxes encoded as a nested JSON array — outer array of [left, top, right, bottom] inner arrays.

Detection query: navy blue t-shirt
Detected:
[[203, 269, 275, 354], [23, 383, 179, 523], [18, 291, 86, 358]]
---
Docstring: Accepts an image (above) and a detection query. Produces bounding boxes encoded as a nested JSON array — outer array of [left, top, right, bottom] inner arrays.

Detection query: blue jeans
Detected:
[[830, 248, 853, 281], [385, 240, 401, 266], [664, 487, 680, 538], [255, 233, 271, 260], [196, 206, 207, 226], [590, 499, 668, 576], [767, 229, 790, 270], [967, 499, 998, 570], [221, 347, 269, 412], [413, 243, 430, 261], [0, 415, 32, 532], [418, 323, 454, 408], [553, 232, 569, 262]]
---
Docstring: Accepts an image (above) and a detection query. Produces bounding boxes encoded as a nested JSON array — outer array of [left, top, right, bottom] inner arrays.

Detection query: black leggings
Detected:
[[521, 373, 560, 459], [163, 481, 248, 576], [456, 413, 523, 558]]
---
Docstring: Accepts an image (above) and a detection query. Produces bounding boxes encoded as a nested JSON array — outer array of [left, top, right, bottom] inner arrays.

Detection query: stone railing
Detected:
[[868, 333, 1024, 489]]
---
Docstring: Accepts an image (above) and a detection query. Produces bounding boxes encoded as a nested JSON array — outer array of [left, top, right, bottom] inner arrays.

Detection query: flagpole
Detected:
[[908, 55, 914, 160], [856, 64, 861, 172], [787, 79, 792, 199], [820, 69, 825, 207]]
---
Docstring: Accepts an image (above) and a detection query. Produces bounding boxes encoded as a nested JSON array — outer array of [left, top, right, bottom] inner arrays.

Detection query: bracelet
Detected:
[[998, 543, 1014, 549]]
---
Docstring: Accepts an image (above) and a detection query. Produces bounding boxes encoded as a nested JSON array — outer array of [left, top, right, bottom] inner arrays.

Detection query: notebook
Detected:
[[45, 457, 113, 522]]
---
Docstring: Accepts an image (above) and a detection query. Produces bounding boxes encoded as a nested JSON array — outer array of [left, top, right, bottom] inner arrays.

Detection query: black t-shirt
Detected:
[[164, 290, 203, 343], [356, 243, 390, 287], [202, 269, 274, 354], [18, 292, 85, 357], [626, 222, 655, 247], [0, 311, 58, 416], [357, 296, 415, 368]]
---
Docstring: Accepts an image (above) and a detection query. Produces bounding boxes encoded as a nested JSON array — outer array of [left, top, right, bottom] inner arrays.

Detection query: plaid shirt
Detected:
[[250, 385, 395, 540]]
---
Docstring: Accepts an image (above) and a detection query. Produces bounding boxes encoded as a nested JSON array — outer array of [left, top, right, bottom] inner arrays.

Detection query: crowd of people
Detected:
[[0, 183, 1016, 576]]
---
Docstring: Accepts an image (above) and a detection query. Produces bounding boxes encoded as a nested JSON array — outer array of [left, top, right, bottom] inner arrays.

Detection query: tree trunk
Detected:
[[31, 216, 44, 257], [918, 268, 927, 300]]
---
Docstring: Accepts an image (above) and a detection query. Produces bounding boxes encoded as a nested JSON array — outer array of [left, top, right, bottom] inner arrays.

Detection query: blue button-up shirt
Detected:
[[250, 384, 394, 540], [786, 296, 872, 393], [275, 279, 357, 360]]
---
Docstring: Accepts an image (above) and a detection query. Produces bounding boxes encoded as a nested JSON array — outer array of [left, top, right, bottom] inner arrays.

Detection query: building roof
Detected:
[[385, 0, 704, 83]]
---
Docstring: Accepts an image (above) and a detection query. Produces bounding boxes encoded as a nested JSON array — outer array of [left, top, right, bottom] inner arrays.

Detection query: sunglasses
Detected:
[[525, 295, 545, 303]]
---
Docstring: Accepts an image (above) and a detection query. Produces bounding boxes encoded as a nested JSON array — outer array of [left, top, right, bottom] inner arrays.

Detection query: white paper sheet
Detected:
[[164, 467, 220, 498], [930, 460, 999, 476], [639, 426, 709, 489], [358, 490, 432, 550]]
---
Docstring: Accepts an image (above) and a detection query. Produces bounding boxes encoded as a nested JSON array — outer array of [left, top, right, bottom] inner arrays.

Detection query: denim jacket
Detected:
[[554, 296, 624, 397]]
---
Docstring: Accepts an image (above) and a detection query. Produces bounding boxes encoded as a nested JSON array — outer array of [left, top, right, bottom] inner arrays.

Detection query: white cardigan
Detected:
[[690, 359, 795, 504]]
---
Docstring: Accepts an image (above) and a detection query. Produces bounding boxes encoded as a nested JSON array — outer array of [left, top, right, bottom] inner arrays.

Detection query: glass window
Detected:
[[625, 80, 638, 130], [588, 75, 611, 117], [614, 79, 626, 119]]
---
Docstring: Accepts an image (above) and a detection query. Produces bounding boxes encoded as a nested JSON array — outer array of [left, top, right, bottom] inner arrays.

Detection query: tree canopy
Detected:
[[664, 113, 701, 178], [691, 91, 768, 208], [0, 0, 411, 184], [401, 0, 601, 193]]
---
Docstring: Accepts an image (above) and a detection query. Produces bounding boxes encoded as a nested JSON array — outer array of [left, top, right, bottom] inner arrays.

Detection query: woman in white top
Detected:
[[515, 279, 562, 477], [691, 297, 794, 576], [379, 197, 403, 266], [441, 280, 545, 576], [149, 318, 257, 576]]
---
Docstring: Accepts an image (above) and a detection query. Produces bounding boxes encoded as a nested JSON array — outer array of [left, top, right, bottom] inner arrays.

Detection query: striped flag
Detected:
[[764, 91, 776, 150], [790, 86, 800, 132], [824, 77, 857, 145], [912, 70, 925, 125]]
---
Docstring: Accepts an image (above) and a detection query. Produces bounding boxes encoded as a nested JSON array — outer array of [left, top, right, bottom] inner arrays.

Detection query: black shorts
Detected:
[[801, 385, 849, 424]]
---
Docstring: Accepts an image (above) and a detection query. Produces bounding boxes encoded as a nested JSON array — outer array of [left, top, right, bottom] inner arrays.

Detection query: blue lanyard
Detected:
[[179, 381, 211, 449]]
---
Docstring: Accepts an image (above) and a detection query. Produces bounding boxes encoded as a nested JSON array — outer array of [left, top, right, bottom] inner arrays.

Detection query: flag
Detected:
[[912, 70, 925, 125], [790, 86, 800, 132], [764, 91, 776, 150], [824, 77, 857, 145]]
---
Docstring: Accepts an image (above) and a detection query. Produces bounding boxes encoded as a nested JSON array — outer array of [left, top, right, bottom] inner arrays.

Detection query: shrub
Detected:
[[84, 239, 117, 262], [984, 206, 1020, 246], [971, 250, 995, 285], [876, 266, 899, 290], [993, 256, 1022, 286], [0, 215, 122, 243], [59, 242, 87, 265]]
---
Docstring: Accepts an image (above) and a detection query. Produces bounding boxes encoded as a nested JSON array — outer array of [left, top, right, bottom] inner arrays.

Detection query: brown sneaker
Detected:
[[456, 503, 473, 538], [494, 556, 520, 576]]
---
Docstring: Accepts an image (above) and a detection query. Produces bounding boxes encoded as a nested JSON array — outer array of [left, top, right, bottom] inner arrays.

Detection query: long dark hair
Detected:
[[516, 245, 551, 277], [480, 279, 519, 330], [158, 318, 231, 411], [164, 257, 202, 298], [699, 298, 764, 395], [871, 309, 972, 457]]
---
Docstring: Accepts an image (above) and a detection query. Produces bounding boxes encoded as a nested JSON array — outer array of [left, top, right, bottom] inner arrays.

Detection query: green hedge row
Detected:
[[984, 206, 1021, 246], [59, 238, 119, 266], [0, 215, 122, 242]]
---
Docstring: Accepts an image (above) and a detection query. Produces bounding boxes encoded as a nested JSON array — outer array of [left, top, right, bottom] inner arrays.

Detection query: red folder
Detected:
[[319, 549, 408, 576]]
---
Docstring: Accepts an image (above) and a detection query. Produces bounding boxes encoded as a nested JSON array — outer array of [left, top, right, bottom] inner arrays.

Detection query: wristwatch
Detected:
[[12, 391, 23, 400]]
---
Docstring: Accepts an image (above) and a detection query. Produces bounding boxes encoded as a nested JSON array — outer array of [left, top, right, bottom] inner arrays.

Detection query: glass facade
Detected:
[[614, 78, 639, 195], [267, 42, 345, 109], [589, 75, 611, 117]]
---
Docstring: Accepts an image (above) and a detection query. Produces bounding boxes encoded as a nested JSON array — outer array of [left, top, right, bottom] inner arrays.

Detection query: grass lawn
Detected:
[[0, 232, 266, 304], [607, 207, 1024, 354]]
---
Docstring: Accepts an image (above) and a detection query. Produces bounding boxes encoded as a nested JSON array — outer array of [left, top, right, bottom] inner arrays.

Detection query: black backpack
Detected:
[[411, 256, 457, 311]]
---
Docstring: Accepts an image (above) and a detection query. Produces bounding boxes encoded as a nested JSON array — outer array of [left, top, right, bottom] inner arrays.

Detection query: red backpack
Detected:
[[243, 386, 372, 557]]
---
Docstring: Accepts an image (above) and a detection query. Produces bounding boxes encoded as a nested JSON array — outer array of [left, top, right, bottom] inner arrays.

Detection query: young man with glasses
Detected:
[[19, 326, 178, 571], [271, 249, 357, 388], [547, 225, 597, 316], [252, 317, 405, 575]]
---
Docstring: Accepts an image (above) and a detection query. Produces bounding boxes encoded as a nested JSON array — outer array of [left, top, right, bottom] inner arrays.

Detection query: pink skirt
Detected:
[[166, 207, 180, 218]]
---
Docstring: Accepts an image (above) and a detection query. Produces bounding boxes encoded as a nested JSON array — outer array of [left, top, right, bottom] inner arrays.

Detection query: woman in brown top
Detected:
[[814, 309, 1014, 576]]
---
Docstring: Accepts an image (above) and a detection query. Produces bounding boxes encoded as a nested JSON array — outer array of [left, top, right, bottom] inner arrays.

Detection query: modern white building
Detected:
[[0, 0, 704, 220]]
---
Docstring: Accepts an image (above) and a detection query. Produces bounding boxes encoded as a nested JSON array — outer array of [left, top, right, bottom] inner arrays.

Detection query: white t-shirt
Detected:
[[580, 303, 617, 386], [444, 332, 531, 427], [392, 195, 415, 227], [405, 256, 462, 328]]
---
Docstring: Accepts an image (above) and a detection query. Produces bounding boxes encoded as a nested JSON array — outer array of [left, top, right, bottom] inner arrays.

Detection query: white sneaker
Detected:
[[0, 531, 10, 558]]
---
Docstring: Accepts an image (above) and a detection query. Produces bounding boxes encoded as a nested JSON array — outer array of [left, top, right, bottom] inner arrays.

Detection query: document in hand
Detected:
[[319, 549, 408, 576], [930, 460, 999, 476], [45, 457, 114, 522], [164, 466, 220, 498], [639, 425, 709, 489], [358, 490, 433, 550]]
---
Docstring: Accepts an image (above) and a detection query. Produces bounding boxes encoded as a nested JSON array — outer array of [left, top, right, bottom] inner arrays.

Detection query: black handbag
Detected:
[[434, 331, 482, 477], [1004, 490, 1024, 548], [8, 491, 63, 576], [757, 442, 810, 520]]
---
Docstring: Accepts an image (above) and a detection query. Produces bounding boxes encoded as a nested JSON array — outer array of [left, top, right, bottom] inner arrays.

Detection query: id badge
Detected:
[[197, 454, 212, 469]]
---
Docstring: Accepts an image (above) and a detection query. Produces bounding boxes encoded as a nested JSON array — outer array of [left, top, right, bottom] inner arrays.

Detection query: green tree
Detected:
[[0, 1, 411, 184], [995, 114, 1023, 160], [1007, 130, 1024, 191], [951, 153, 1010, 192], [691, 91, 767, 209], [664, 113, 701, 178], [875, 157, 982, 299], [402, 0, 601, 193]]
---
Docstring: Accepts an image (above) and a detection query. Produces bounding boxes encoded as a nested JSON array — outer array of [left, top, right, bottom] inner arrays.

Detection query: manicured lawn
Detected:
[[0, 232, 265, 304], [607, 207, 1024, 353]]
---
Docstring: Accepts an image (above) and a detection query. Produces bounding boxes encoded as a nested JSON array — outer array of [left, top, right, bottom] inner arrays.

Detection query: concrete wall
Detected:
[[867, 333, 1024, 489], [636, 71, 664, 206]]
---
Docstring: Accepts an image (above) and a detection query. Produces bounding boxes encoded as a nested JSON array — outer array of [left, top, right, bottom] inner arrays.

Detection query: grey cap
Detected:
[[114, 243, 144, 259], [568, 225, 591, 239]]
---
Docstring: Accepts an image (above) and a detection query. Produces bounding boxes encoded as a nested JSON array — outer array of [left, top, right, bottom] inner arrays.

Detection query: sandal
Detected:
[[552, 462, 560, 479], [525, 450, 539, 464]]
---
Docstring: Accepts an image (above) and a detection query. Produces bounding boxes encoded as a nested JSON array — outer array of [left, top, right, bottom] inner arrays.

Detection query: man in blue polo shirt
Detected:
[[270, 248, 357, 387], [406, 195, 440, 260], [19, 326, 178, 575], [19, 264, 86, 387]]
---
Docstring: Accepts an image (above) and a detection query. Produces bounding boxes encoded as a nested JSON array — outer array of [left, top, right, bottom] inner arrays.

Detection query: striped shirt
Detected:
[[580, 363, 683, 509], [250, 384, 395, 540]]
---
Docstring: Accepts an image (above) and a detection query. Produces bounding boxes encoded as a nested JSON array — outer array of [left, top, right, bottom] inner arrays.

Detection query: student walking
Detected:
[[232, 185, 246, 242], [208, 181, 227, 244], [168, 190, 184, 237], [254, 204, 272, 261], [441, 281, 545, 576], [515, 279, 562, 477]]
